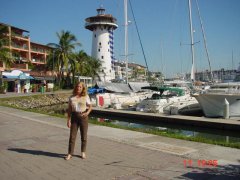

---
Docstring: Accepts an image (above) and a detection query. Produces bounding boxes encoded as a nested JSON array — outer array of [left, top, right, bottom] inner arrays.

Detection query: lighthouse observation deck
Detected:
[[85, 7, 118, 31]]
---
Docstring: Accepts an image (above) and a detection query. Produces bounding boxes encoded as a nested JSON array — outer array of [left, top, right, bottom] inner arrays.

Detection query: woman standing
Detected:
[[65, 82, 92, 160]]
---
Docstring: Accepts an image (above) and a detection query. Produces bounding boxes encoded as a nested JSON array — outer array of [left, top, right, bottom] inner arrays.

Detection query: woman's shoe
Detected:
[[81, 152, 86, 159], [64, 154, 72, 160]]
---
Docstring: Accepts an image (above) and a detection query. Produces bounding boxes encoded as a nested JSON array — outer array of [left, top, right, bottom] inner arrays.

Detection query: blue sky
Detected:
[[1, 0, 240, 78]]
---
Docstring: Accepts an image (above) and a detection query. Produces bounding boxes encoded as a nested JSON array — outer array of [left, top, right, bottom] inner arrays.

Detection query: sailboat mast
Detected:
[[124, 0, 128, 84], [195, 0, 213, 83], [188, 0, 195, 82]]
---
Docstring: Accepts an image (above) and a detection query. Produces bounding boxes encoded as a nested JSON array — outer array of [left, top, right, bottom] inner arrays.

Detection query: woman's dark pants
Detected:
[[68, 112, 88, 155]]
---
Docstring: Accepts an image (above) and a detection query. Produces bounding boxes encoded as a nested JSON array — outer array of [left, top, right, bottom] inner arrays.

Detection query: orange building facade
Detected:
[[0, 22, 54, 93], [0, 22, 51, 71]]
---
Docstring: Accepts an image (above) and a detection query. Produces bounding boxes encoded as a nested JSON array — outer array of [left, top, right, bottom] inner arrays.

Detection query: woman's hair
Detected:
[[73, 82, 87, 96]]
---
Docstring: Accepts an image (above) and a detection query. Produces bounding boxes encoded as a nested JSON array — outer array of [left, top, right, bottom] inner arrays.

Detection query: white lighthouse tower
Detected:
[[85, 6, 118, 82]]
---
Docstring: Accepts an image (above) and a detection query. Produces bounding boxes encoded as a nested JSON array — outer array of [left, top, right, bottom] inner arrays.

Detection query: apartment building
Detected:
[[0, 22, 53, 92], [185, 65, 240, 83], [113, 61, 147, 82]]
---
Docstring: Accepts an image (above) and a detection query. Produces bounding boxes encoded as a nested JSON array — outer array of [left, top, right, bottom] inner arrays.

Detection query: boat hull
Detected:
[[194, 93, 240, 117]]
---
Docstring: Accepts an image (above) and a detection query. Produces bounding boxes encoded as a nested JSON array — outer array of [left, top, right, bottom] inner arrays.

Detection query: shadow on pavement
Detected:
[[179, 161, 240, 180], [104, 161, 162, 170], [8, 148, 65, 159]]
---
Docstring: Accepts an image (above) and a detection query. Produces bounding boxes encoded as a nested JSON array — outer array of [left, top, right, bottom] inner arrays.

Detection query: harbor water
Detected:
[[36, 104, 240, 146]]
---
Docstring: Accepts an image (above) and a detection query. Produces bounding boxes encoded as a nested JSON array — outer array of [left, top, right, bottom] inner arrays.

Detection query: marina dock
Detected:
[[92, 107, 240, 131]]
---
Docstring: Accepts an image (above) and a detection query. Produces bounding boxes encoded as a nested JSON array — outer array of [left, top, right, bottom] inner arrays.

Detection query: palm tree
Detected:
[[0, 24, 13, 69], [75, 50, 101, 82], [75, 50, 88, 76], [68, 53, 79, 87], [87, 56, 101, 81], [47, 30, 81, 88], [0, 24, 13, 86]]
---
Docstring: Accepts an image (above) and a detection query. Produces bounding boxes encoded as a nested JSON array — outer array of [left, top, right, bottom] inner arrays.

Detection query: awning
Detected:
[[3, 74, 34, 80], [19, 73, 34, 80], [3, 75, 19, 79]]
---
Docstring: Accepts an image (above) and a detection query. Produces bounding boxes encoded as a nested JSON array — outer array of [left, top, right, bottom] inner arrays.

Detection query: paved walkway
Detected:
[[0, 106, 239, 180]]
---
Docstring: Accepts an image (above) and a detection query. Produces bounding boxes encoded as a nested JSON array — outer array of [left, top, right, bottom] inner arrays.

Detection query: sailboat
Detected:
[[190, 0, 240, 118], [135, 0, 200, 115]]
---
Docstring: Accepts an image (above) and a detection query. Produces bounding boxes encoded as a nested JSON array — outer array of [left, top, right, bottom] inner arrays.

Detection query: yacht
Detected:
[[89, 81, 153, 109], [193, 82, 240, 117], [136, 81, 198, 115]]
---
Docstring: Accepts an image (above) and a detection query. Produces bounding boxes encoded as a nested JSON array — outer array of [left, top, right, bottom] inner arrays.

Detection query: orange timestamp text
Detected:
[[183, 159, 218, 168]]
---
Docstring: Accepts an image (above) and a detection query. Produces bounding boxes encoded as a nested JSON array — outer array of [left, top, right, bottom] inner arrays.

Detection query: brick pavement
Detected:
[[0, 106, 239, 180]]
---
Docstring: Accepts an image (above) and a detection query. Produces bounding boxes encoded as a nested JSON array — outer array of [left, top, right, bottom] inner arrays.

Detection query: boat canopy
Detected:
[[141, 86, 185, 96], [128, 82, 150, 92], [96, 81, 132, 93]]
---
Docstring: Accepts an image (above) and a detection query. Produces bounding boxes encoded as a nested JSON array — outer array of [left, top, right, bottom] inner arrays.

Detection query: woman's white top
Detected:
[[69, 95, 91, 113]]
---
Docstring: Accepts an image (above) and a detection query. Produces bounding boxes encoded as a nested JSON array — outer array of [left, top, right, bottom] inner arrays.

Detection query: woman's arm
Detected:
[[68, 102, 72, 120], [83, 95, 92, 117], [86, 103, 92, 116], [67, 101, 72, 128]]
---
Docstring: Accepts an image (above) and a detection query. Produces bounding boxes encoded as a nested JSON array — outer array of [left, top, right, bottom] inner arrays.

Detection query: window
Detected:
[[101, 56, 104, 59], [98, 49, 100, 52]]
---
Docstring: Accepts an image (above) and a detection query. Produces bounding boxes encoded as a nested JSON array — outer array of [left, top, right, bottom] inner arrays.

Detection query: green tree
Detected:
[[0, 25, 13, 69], [75, 50, 101, 82], [87, 56, 101, 81], [0, 24, 13, 86], [47, 30, 81, 88]]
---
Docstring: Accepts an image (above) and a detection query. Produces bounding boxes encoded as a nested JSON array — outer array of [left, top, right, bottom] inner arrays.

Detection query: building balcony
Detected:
[[31, 58, 45, 64], [10, 32, 29, 41], [11, 43, 29, 51], [31, 47, 46, 54], [11, 63, 27, 70], [13, 56, 28, 62]]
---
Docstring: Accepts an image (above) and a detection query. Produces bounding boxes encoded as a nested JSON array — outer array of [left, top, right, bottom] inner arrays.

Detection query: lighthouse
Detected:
[[85, 6, 118, 82]]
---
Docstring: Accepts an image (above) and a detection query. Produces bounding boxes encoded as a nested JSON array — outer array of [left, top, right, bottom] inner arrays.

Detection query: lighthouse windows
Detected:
[[99, 42, 101, 45], [94, 34, 96, 38], [101, 56, 104, 59], [98, 49, 100, 52]]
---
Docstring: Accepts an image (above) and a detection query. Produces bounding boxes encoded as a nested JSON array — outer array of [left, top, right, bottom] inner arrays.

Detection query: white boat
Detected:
[[90, 81, 153, 109], [136, 81, 198, 114], [193, 82, 240, 117]]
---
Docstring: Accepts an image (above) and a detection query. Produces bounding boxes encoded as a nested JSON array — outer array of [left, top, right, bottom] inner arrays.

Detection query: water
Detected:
[[35, 104, 240, 145]]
